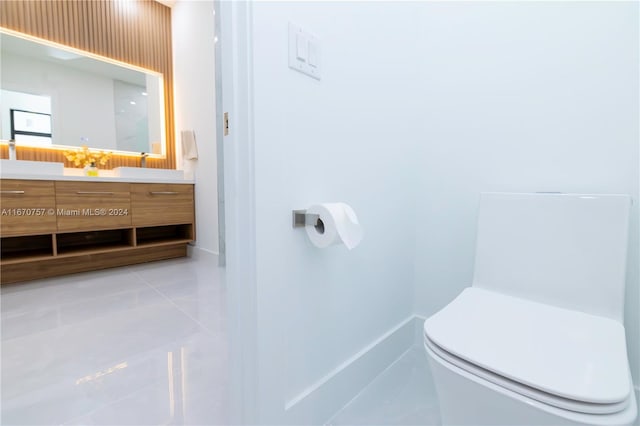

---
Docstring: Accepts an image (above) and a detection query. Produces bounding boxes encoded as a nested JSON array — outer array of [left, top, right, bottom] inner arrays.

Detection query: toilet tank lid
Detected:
[[424, 287, 632, 405]]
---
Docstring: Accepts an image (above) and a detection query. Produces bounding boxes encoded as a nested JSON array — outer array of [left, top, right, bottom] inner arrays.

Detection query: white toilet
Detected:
[[424, 193, 637, 425]]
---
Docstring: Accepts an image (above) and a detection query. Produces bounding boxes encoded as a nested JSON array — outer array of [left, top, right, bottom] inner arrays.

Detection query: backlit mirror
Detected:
[[0, 29, 165, 156]]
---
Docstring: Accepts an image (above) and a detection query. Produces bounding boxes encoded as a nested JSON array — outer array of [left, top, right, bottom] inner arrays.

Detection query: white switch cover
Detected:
[[308, 42, 318, 67], [288, 22, 321, 80], [296, 33, 307, 61]]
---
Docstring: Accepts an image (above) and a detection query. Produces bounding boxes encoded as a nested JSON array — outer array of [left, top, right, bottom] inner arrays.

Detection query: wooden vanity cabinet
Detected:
[[0, 180, 57, 236], [131, 183, 194, 226], [0, 179, 195, 284], [55, 181, 132, 232]]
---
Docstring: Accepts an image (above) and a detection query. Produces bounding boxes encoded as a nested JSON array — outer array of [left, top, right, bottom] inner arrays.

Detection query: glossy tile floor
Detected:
[[1, 254, 228, 426], [329, 346, 441, 426]]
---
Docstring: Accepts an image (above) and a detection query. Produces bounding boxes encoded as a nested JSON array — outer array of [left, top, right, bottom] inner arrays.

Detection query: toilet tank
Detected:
[[472, 192, 631, 322]]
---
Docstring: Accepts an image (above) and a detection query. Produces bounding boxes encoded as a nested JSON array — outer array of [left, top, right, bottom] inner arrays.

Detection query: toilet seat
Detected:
[[424, 335, 630, 415], [423, 287, 633, 415]]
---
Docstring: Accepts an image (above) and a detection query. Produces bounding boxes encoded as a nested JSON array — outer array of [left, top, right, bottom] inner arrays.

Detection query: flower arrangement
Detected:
[[63, 145, 112, 168]]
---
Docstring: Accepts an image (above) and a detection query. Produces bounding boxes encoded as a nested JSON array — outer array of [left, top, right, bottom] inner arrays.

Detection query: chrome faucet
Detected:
[[140, 152, 149, 168], [8, 139, 16, 161]]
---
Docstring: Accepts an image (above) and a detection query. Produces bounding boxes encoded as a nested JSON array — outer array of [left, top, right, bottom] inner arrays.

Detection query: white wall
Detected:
[[1, 52, 117, 149], [223, 2, 639, 423], [249, 2, 423, 422], [172, 0, 219, 254], [413, 1, 640, 386]]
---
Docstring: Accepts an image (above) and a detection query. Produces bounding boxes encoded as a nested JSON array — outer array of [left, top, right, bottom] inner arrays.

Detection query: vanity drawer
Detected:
[[55, 181, 131, 232], [131, 184, 194, 227], [0, 180, 57, 237]]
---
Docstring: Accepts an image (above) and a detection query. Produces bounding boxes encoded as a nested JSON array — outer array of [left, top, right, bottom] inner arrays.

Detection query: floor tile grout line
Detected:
[[132, 270, 217, 335], [59, 376, 173, 426], [60, 269, 221, 424], [0, 271, 177, 344], [1, 269, 156, 318], [2, 261, 223, 426]]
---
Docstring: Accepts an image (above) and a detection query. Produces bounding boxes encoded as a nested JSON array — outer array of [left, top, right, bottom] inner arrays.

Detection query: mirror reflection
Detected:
[[0, 31, 165, 156]]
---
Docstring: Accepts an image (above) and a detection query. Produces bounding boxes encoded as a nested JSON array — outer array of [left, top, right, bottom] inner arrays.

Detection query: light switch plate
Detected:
[[288, 22, 321, 80]]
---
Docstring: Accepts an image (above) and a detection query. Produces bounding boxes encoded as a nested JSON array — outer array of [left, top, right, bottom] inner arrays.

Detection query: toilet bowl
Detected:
[[423, 193, 637, 426]]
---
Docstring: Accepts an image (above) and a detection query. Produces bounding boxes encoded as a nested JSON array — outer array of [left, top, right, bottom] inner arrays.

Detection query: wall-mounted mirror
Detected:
[[0, 29, 166, 157]]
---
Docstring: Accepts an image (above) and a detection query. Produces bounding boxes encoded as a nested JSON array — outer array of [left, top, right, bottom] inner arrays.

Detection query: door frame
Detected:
[[215, 0, 259, 423]]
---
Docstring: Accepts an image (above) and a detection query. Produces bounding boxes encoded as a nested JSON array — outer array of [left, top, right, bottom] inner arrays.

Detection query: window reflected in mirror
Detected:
[[2, 91, 52, 146]]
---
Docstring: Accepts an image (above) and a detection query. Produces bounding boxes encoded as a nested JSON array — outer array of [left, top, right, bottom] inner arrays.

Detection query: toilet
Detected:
[[424, 193, 637, 426]]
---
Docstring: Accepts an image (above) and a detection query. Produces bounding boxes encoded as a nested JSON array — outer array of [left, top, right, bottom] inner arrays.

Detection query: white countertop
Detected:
[[1, 170, 194, 184]]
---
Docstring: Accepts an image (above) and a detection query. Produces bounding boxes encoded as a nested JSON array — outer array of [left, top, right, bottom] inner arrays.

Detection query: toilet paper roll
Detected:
[[305, 203, 363, 250]]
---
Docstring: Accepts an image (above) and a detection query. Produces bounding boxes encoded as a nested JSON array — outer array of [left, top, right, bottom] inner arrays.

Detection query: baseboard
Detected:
[[187, 244, 219, 261], [635, 386, 640, 426], [284, 315, 419, 425]]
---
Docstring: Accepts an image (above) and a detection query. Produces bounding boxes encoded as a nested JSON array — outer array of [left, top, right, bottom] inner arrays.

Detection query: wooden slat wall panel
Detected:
[[0, 0, 175, 170]]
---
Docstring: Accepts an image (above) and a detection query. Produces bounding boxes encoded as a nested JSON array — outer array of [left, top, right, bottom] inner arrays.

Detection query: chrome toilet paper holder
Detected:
[[292, 210, 320, 228]]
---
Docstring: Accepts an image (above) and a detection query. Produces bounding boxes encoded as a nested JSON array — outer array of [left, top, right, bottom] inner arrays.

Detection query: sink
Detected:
[[112, 167, 184, 180], [0, 159, 64, 176]]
